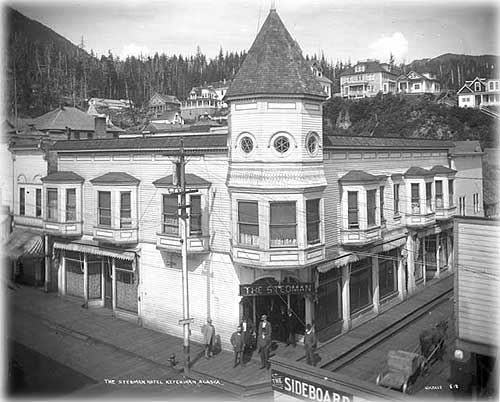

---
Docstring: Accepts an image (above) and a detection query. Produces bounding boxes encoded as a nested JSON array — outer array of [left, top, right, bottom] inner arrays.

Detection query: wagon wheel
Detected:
[[376, 374, 381, 385]]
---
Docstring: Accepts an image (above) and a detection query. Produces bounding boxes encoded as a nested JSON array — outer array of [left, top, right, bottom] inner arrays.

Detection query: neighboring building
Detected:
[[457, 77, 500, 108], [88, 98, 133, 111], [310, 60, 332, 99], [450, 141, 484, 217], [181, 80, 230, 121], [450, 216, 499, 397], [340, 60, 399, 99], [148, 93, 182, 117], [5, 6, 483, 351], [397, 71, 441, 95], [483, 148, 500, 218], [35, 106, 124, 140]]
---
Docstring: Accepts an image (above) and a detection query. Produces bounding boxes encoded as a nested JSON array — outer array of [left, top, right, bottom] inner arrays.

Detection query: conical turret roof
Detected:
[[225, 9, 326, 100]]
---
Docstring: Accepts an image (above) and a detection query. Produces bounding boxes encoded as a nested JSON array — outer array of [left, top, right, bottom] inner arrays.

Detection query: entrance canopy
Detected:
[[2, 229, 44, 259], [53, 241, 135, 261]]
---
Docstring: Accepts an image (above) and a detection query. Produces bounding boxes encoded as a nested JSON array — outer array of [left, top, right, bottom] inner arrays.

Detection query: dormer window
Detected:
[[354, 64, 365, 73], [475, 82, 481, 92]]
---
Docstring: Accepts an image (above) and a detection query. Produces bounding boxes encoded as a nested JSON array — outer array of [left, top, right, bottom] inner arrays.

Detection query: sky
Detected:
[[6, 0, 500, 65]]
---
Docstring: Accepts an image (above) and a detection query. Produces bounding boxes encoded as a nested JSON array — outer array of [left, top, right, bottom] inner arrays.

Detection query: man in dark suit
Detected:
[[230, 326, 245, 368], [257, 314, 272, 369], [285, 309, 297, 347], [240, 315, 254, 363], [304, 323, 317, 366]]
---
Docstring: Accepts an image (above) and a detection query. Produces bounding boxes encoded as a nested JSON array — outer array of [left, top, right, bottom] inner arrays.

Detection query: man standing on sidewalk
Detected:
[[257, 314, 272, 369], [304, 324, 317, 366], [230, 326, 245, 367], [201, 318, 215, 359]]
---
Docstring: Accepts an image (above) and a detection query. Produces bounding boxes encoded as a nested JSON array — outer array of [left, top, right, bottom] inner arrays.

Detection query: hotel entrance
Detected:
[[240, 277, 308, 341]]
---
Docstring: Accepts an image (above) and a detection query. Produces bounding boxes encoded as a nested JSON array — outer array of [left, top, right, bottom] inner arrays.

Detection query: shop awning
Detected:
[[2, 229, 44, 259], [317, 253, 360, 273], [53, 241, 136, 261]]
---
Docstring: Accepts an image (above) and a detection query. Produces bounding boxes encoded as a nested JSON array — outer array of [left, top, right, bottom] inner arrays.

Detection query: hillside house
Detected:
[[397, 71, 441, 95], [457, 77, 500, 108], [181, 80, 230, 121], [148, 93, 182, 117], [310, 60, 332, 99], [88, 98, 133, 111], [4, 6, 483, 350], [340, 60, 400, 99]]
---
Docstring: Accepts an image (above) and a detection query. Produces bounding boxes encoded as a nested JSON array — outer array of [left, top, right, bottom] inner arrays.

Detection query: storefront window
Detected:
[[47, 188, 58, 221], [350, 259, 373, 314], [379, 250, 397, 299], [347, 192, 358, 229], [366, 190, 377, 227], [88, 256, 102, 300], [190, 195, 202, 235], [270, 202, 297, 247], [238, 201, 259, 246], [306, 199, 320, 244], [316, 269, 342, 332], [98, 191, 111, 227], [411, 183, 420, 214], [162, 194, 179, 235], [415, 238, 424, 281], [115, 260, 137, 313], [65, 251, 84, 298], [66, 188, 76, 221], [439, 234, 448, 270]]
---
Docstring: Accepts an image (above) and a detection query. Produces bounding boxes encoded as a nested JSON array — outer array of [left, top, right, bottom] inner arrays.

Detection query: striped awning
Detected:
[[53, 241, 136, 261], [2, 229, 44, 259]]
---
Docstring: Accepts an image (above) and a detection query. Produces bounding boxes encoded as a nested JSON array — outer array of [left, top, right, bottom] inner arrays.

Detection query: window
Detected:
[[435, 180, 443, 208], [411, 183, 420, 214], [162, 194, 179, 235], [47, 188, 58, 221], [347, 191, 359, 229], [238, 201, 259, 246], [270, 202, 297, 247], [414, 83, 420, 90], [306, 199, 320, 244], [379, 250, 397, 299], [393, 184, 400, 215], [350, 259, 372, 314], [274, 136, 290, 154], [448, 180, 454, 206], [240, 136, 254, 154], [19, 188, 25, 216], [98, 191, 111, 227], [473, 193, 480, 213], [190, 195, 202, 235], [66, 189, 76, 221], [459, 196, 466, 216], [120, 192, 132, 228], [425, 182, 432, 211], [306, 132, 320, 156], [379, 186, 385, 224], [475, 82, 481, 92], [35, 188, 42, 217], [490, 82, 494, 91], [366, 189, 377, 227]]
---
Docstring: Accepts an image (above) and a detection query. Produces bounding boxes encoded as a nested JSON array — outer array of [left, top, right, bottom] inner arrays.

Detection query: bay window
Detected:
[[190, 195, 202, 235], [238, 201, 259, 246], [426, 182, 432, 211], [393, 184, 400, 215], [120, 192, 132, 228], [66, 188, 76, 221], [347, 192, 359, 229], [35, 188, 42, 217], [306, 199, 320, 245], [162, 194, 179, 235], [435, 180, 443, 208], [47, 188, 58, 221], [448, 179, 454, 206], [98, 191, 111, 227], [379, 186, 385, 224], [366, 190, 376, 227], [411, 183, 420, 214], [270, 202, 297, 247]]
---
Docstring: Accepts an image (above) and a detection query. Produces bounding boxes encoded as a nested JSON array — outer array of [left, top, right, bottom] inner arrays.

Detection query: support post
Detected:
[[112, 258, 116, 310], [435, 233, 441, 279], [83, 253, 88, 305], [407, 233, 416, 295], [372, 255, 379, 314], [397, 248, 406, 301], [341, 264, 351, 332], [44, 234, 51, 292]]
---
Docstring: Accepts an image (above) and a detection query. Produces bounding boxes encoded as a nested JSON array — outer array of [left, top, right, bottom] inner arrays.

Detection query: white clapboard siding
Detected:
[[456, 220, 500, 347], [323, 151, 449, 248]]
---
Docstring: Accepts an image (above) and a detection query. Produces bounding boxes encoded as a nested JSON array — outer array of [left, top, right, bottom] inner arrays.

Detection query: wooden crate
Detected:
[[387, 350, 421, 376]]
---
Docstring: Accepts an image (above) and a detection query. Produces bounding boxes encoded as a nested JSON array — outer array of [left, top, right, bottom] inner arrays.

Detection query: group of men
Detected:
[[230, 312, 318, 369]]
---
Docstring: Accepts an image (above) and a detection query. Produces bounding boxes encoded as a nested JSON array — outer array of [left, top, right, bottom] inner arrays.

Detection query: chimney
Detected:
[[94, 116, 109, 139]]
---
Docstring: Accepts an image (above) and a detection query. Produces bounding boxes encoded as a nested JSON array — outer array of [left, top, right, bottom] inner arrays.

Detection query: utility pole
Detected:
[[178, 138, 191, 375]]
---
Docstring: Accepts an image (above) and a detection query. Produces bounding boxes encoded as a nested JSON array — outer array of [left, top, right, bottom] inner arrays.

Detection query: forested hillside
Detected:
[[323, 94, 498, 148], [5, 6, 499, 124]]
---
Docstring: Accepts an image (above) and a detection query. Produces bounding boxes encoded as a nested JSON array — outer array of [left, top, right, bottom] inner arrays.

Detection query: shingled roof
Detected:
[[224, 9, 326, 100]]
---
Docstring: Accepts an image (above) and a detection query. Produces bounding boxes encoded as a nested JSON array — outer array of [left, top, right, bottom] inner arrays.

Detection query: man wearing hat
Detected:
[[202, 318, 215, 359], [256, 314, 272, 369]]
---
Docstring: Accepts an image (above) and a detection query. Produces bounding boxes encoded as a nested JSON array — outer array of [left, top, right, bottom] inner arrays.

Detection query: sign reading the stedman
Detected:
[[239, 282, 313, 297], [271, 369, 353, 402]]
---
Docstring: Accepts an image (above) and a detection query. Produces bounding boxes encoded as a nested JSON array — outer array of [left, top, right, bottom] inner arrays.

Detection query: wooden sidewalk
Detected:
[[8, 273, 454, 398]]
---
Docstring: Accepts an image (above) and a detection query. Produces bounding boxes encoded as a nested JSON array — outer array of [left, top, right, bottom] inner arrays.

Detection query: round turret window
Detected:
[[306, 132, 320, 156], [240, 136, 254, 154], [274, 136, 290, 154]]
